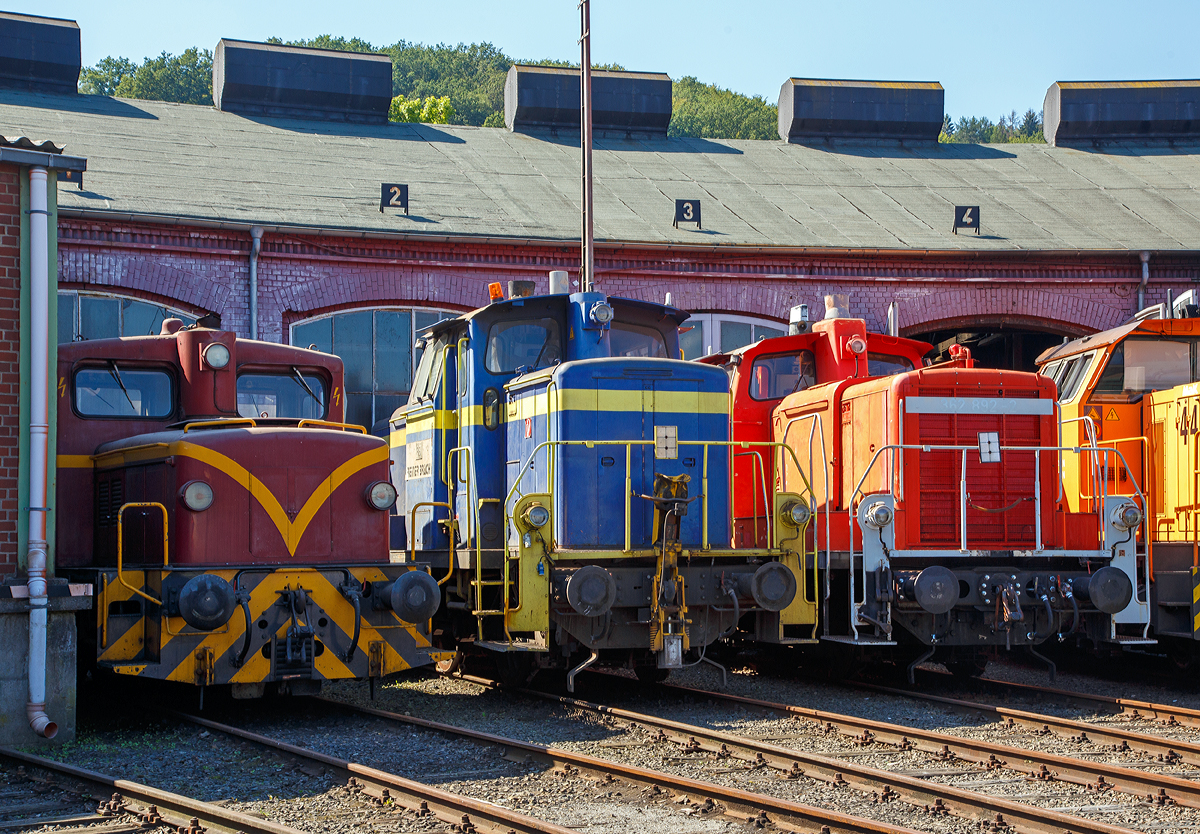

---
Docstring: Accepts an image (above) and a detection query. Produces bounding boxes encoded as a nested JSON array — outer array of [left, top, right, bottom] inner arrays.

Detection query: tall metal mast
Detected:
[[579, 0, 595, 293]]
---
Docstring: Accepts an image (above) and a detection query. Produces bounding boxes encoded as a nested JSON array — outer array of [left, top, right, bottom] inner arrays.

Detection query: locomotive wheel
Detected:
[[435, 650, 464, 675], [634, 666, 670, 684]]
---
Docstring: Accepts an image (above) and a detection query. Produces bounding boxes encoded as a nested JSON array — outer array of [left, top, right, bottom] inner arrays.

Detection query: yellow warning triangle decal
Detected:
[[1106, 408, 1120, 422], [1087, 407, 1100, 422]]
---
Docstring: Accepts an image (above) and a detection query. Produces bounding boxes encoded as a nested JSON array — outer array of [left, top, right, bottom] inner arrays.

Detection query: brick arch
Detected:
[[886, 284, 1134, 337]]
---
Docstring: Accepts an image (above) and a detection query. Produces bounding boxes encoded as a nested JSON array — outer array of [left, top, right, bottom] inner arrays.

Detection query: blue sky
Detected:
[[24, 0, 1200, 120]]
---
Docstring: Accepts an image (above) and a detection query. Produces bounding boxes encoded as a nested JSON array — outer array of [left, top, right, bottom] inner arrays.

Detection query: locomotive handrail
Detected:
[[503, 438, 815, 555], [408, 501, 455, 585], [296, 419, 367, 433], [845, 442, 1146, 641], [181, 418, 257, 433], [1059, 415, 1101, 505], [778, 412, 833, 633], [733, 451, 771, 548], [1095, 434, 1154, 574], [116, 501, 169, 607]]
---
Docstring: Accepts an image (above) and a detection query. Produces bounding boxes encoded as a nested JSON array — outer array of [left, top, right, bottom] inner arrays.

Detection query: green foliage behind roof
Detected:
[[77, 36, 1044, 143]]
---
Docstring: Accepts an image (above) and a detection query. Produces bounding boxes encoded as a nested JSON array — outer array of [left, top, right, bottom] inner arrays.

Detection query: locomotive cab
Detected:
[[701, 315, 929, 550], [57, 319, 443, 696], [1039, 299, 1200, 662], [391, 285, 816, 686]]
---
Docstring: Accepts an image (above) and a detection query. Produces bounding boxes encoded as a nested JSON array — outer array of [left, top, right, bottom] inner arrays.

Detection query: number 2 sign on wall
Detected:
[[380, 183, 410, 215]]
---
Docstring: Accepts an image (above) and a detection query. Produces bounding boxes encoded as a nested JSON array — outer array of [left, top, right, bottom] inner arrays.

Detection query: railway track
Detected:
[[313, 696, 936, 834], [0, 745, 306, 834], [851, 679, 1200, 766], [446, 674, 1141, 834], [911, 669, 1200, 731], [168, 710, 576, 834], [614, 674, 1200, 809]]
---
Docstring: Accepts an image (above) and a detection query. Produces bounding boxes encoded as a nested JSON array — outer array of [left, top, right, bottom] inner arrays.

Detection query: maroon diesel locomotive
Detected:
[[56, 318, 445, 697]]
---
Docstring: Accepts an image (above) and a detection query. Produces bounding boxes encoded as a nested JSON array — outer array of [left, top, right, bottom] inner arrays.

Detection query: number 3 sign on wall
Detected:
[[380, 183, 410, 215], [674, 199, 702, 230]]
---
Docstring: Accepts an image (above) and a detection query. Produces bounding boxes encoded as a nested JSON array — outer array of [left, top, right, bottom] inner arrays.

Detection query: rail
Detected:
[[116, 502, 169, 606], [846, 443, 1146, 641]]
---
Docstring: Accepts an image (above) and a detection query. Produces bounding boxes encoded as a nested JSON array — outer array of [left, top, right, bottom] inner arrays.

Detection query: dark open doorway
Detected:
[[905, 318, 1086, 373]]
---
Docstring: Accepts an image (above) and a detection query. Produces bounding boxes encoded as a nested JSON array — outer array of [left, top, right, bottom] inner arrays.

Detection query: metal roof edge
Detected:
[[1, 148, 85, 170]]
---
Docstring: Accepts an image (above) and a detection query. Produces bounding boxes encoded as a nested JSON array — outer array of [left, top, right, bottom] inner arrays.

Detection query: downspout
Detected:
[[1138, 251, 1150, 312], [26, 167, 55, 739], [249, 226, 263, 340]]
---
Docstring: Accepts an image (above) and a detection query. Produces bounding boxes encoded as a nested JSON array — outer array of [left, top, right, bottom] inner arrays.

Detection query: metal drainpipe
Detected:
[[249, 227, 263, 340], [26, 167, 56, 739], [1138, 251, 1150, 312]]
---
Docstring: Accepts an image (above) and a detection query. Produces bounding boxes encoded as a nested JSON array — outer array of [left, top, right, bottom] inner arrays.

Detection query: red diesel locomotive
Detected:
[[56, 318, 446, 696], [707, 300, 1147, 678]]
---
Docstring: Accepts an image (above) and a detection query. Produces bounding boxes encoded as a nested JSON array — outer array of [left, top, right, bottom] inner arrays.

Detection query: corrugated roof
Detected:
[[1, 88, 1198, 252]]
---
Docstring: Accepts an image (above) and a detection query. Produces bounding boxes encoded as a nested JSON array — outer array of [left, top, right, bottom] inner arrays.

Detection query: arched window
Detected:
[[679, 312, 786, 359], [292, 307, 456, 431], [58, 291, 196, 343]]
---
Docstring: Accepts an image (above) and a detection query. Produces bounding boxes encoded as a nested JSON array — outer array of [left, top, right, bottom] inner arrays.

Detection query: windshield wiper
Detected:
[[107, 360, 138, 413], [290, 366, 322, 408]]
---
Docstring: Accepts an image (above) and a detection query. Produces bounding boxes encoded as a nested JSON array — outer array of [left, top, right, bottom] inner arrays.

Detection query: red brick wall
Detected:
[[57, 217, 1200, 346], [0, 165, 22, 574]]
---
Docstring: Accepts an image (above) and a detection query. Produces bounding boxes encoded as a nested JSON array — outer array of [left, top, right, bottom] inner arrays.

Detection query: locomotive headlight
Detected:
[[367, 481, 398, 511], [523, 504, 550, 529], [780, 501, 811, 527], [589, 301, 614, 326], [863, 501, 893, 530], [180, 481, 214, 512], [1112, 502, 1143, 531], [847, 336, 867, 355], [203, 342, 231, 370]]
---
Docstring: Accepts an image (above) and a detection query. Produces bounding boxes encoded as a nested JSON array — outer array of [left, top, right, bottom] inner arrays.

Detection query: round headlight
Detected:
[[180, 481, 214, 512], [590, 302, 614, 326], [524, 505, 550, 528], [203, 342, 231, 370], [847, 336, 867, 356], [863, 501, 893, 529], [1112, 502, 1143, 531], [782, 501, 812, 527], [367, 481, 398, 511]]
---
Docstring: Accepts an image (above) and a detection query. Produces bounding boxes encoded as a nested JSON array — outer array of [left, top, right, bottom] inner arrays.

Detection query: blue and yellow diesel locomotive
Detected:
[[390, 284, 816, 686]]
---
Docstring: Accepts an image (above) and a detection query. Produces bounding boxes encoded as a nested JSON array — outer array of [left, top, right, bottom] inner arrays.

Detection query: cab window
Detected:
[[749, 350, 816, 400], [409, 334, 447, 404], [237, 372, 326, 419], [485, 318, 561, 374], [610, 322, 668, 358], [867, 353, 913, 377], [1093, 339, 1191, 402], [74, 365, 173, 418], [1057, 351, 1096, 402]]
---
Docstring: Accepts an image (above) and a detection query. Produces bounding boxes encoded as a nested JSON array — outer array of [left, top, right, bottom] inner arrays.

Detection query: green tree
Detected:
[[939, 109, 1044, 144], [79, 56, 137, 96], [388, 94, 455, 124], [79, 48, 212, 105], [669, 76, 777, 140]]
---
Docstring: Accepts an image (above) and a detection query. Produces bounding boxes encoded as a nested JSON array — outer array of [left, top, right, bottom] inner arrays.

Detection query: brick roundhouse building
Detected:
[[1, 36, 1197, 432]]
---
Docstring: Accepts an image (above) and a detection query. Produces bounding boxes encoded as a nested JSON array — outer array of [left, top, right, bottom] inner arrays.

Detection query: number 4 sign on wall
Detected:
[[380, 183, 410, 215], [674, 199, 702, 230]]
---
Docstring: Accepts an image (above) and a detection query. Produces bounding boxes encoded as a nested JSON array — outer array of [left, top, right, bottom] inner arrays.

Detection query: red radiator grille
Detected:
[[915, 409, 1042, 548]]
